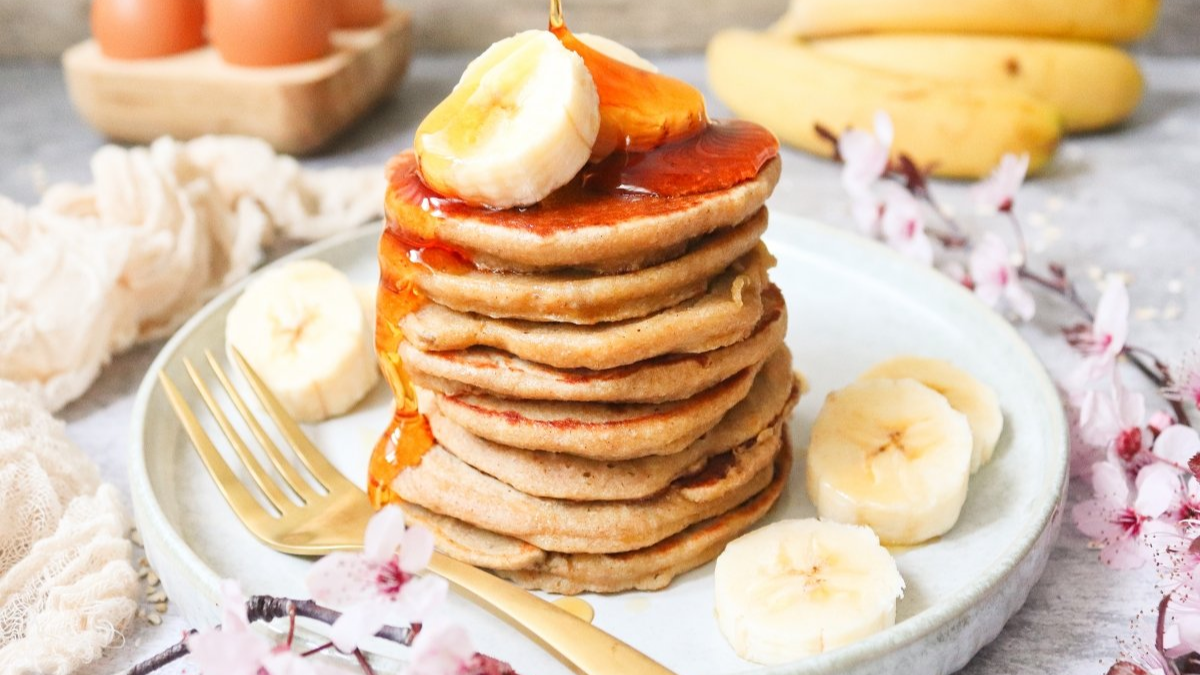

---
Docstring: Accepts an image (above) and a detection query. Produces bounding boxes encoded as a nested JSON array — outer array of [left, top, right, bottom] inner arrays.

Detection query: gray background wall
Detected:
[[1, 0, 1197, 59]]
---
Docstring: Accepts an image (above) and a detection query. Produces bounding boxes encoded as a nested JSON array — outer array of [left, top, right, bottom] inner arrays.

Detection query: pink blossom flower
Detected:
[[1147, 523, 1197, 579], [1067, 397, 1105, 479], [1168, 476, 1200, 526], [1069, 276, 1130, 383], [1073, 460, 1175, 569], [1155, 425, 1200, 472], [307, 506, 448, 653], [850, 194, 883, 238], [1079, 379, 1146, 463], [877, 185, 933, 265], [1149, 411, 1176, 437], [1163, 351, 1200, 412], [409, 623, 476, 675], [968, 233, 1035, 321], [837, 110, 893, 199], [971, 153, 1029, 213], [1109, 648, 1175, 675], [187, 581, 326, 675], [939, 260, 971, 288], [1164, 570, 1200, 658]]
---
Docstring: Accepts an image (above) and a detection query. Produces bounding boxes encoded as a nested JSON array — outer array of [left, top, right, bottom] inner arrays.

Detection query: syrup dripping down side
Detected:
[[367, 227, 464, 508]]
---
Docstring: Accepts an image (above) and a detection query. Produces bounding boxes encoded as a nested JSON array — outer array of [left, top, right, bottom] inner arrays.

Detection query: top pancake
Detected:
[[387, 154, 781, 273]]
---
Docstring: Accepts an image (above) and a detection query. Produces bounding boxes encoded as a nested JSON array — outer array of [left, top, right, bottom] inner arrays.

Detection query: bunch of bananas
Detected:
[[707, 0, 1158, 178]]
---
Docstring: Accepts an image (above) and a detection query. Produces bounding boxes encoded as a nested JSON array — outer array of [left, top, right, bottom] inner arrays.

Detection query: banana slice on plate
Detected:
[[414, 30, 601, 209], [225, 260, 378, 423], [806, 378, 972, 545], [715, 518, 905, 664], [860, 356, 1003, 473]]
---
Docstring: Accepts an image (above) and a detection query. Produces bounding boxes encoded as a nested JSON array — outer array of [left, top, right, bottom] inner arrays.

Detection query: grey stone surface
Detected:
[[1, 52, 1197, 673]]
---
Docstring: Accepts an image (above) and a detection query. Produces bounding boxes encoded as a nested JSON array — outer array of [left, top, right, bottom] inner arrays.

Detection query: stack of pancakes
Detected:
[[384, 154, 801, 594]]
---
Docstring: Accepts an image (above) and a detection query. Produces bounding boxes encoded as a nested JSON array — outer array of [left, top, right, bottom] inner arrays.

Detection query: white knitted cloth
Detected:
[[0, 136, 383, 411], [0, 381, 138, 675]]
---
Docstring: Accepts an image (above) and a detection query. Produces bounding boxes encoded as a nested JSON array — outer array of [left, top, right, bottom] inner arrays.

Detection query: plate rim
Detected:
[[130, 214, 1068, 673]]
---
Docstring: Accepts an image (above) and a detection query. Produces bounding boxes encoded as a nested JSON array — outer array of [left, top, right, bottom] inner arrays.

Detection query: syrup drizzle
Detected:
[[549, 0, 707, 159], [367, 228, 438, 508]]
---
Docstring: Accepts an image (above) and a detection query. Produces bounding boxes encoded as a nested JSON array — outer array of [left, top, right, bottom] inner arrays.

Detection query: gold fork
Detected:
[[158, 347, 676, 675]]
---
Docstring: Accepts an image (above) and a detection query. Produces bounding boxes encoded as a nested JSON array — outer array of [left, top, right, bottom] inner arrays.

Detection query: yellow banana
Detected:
[[771, 0, 1160, 43], [707, 30, 1062, 179], [813, 35, 1143, 132]]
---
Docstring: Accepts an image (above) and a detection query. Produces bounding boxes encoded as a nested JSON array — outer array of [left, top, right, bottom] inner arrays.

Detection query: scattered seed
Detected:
[[1029, 212, 1048, 227], [147, 612, 162, 626], [1164, 304, 1182, 320], [1046, 197, 1065, 213], [1087, 266, 1103, 281], [1134, 306, 1160, 321], [155, 602, 169, 613], [146, 572, 160, 587]]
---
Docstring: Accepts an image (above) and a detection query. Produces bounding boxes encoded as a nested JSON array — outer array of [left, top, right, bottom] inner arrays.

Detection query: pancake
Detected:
[[431, 348, 800, 501], [503, 443, 792, 594], [392, 429, 782, 554], [390, 156, 781, 273], [411, 208, 769, 325], [401, 501, 547, 570], [403, 439, 793, 593], [426, 357, 764, 458], [401, 285, 787, 404], [400, 249, 773, 370]]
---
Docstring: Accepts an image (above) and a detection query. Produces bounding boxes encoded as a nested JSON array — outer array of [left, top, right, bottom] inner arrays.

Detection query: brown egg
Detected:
[[335, 0, 387, 28], [208, 0, 336, 67], [91, 0, 206, 60]]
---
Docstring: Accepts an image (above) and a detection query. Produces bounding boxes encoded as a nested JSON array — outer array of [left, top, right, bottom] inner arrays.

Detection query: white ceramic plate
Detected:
[[131, 213, 1067, 675]]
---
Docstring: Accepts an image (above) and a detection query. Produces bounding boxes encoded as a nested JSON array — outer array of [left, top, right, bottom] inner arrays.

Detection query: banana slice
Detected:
[[414, 30, 601, 209], [806, 379, 972, 545], [860, 356, 1002, 473], [575, 33, 659, 72], [715, 518, 905, 664], [225, 260, 378, 423]]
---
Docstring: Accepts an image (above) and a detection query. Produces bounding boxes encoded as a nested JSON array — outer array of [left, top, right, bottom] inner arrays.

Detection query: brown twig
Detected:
[[126, 596, 418, 675], [354, 649, 379, 675], [126, 632, 194, 675], [245, 595, 417, 645]]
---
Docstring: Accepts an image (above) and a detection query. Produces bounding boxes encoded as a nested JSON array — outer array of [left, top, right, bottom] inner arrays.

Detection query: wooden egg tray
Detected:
[[62, 9, 412, 155]]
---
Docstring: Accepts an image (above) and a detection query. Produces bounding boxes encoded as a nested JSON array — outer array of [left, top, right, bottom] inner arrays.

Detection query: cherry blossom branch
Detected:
[[126, 632, 194, 675], [855, 138, 1193, 428], [126, 595, 419, 675]]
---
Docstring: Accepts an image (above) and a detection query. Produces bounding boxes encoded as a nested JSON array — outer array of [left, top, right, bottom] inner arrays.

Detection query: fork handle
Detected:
[[427, 552, 676, 675]]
